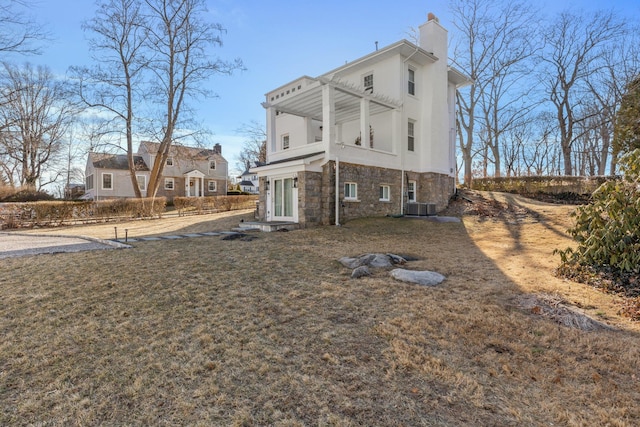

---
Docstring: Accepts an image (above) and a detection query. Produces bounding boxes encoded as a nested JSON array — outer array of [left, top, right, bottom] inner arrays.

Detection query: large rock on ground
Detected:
[[351, 265, 371, 279], [390, 269, 445, 286], [338, 253, 406, 269]]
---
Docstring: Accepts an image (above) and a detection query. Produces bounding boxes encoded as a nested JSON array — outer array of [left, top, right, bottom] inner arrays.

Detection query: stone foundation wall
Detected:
[[259, 163, 455, 226], [298, 171, 323, 227], [315, 161, 454, 226]]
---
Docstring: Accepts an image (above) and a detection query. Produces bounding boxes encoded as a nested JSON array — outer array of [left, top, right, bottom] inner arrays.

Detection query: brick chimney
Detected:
[[213, 143, 222, 155]]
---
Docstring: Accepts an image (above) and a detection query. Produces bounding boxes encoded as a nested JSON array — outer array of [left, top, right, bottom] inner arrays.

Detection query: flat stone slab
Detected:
[[183, 233, 205, 237], [161, 235, 183, 239], [390, 268, 446, 286], [200, 232, 222, 236], [137, 237, 163, 241]]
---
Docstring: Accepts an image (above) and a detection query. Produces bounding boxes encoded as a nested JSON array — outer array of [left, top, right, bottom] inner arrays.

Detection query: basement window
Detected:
[[379, 185, 390, 201], [344, 182, 358, 200]]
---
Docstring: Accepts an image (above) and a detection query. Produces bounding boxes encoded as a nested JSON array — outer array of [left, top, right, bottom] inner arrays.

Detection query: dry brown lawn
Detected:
[[1, 193, 639, 426]]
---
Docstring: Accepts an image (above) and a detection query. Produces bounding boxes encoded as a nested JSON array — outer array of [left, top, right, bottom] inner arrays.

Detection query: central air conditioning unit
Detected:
[[406, 203, 437, 216]]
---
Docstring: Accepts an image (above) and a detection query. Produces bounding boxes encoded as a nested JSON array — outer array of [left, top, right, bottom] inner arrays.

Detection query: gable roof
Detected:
[[139, 141, 226, 161], [89, 153, 149, 171]]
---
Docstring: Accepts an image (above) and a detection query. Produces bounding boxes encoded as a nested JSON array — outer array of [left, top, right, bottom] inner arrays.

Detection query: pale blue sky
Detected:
[[21, 0, 640, 172]]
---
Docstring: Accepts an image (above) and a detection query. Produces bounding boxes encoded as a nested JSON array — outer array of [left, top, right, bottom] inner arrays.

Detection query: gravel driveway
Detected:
[[0, 233, 129, 259]]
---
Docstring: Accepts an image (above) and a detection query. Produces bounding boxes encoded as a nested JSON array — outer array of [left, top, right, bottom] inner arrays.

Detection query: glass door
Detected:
[[273, 177, 294, 220]]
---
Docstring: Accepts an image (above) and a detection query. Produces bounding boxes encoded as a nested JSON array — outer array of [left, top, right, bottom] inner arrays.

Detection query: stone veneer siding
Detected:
[[257, 162, 455, 226]]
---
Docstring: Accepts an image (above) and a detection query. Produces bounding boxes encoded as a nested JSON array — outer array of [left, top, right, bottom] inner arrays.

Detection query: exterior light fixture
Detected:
[[293, 177, 298, 188]]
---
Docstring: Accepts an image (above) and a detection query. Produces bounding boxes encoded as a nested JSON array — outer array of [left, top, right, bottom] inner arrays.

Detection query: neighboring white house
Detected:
[[84, 142, 228, 201], [251, 13, 470, 227], [238, 168, 260, 194]]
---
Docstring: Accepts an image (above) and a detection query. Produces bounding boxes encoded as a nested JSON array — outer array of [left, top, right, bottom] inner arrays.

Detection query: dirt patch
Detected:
[[513, 293, 614, 331]]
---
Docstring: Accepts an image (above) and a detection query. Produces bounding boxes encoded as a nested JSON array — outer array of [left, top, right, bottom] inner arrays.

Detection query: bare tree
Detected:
[[235, 120, 266, 171], [540, 10, 626, 176], [451, 0, 539, 185], [71, 0, 148, 197], [0, 0, 47, 56], [143, 0, 243, 199], [0, 62, 78, 189]]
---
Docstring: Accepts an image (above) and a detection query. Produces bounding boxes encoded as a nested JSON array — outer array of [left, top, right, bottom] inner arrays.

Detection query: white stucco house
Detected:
[[251, 13, 470, 227], [84, 142, 228, 201]]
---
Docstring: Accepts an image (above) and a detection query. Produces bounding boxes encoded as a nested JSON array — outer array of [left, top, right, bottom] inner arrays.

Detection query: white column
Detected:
[[360, 98, 370, 148], [322, 85, 336, 146], [266, 106, 277, 153]]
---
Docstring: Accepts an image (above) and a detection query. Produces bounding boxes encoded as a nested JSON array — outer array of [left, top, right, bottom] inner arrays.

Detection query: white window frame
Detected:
[[344, 182, 358, 200], [164, 177, 175, 190], [136, 174, 147, 191], [101, 173, 113, 190], [408, 120, 415, 152], [363, 73, 373, 93], [407, 180, 417, 203], [209, 160, 216, 171], [166, 157, 174, 166], [282, 134, 290, 150], [408, 68, 416, 96], [208, 180, 217, 192], [379, 185, 390, 202]]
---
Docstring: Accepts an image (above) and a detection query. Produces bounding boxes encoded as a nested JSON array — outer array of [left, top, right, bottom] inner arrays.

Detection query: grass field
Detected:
[[1, 193, 638, 426]]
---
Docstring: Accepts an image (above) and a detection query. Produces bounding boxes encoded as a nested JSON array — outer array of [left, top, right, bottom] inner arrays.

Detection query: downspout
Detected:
[[335, 157, 340, 226]]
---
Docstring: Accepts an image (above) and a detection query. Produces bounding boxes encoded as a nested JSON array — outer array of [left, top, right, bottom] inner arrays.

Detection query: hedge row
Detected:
[[0, 197, 167, 229], [471, 175, 617, 195], [173, 195, 258, 216]]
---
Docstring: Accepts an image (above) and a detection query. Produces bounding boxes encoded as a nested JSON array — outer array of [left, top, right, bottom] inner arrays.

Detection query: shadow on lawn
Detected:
[[0, 210, 638, 426]]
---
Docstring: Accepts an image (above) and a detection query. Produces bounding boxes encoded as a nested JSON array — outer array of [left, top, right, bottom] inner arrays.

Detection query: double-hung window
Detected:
[[407, 180, 416, 202], [102, 173, 113, 190], [164, 177, 174, 190], [136, 175, 147, 192], [408, 120, 415, 152], [208, 180, 217, 192], [344, 182, 358, 200], [282, 134, 290, 150], [408, 68, 415, 96], [363, 73, 373, 93]]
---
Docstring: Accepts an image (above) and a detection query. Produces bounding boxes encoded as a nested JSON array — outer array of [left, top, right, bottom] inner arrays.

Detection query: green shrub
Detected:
[[556, 149, 640, 274]]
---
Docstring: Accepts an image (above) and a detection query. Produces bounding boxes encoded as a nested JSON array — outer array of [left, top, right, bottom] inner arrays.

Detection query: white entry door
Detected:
[[272, 177, 294, 221]]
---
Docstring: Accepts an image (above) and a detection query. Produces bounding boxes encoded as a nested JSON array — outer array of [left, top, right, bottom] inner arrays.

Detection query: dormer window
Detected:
[[364, 73, 373, 93]]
